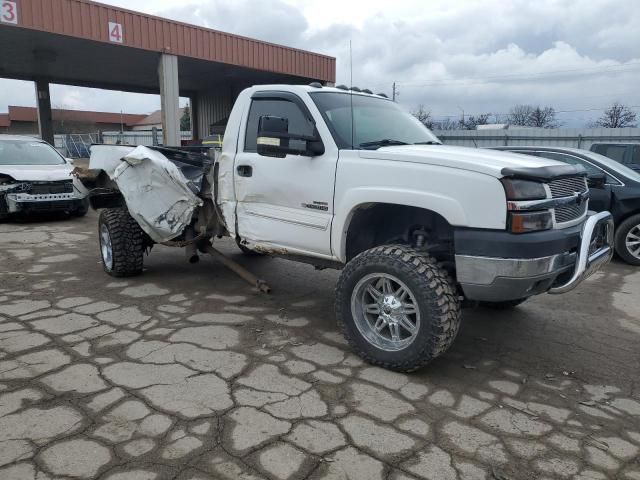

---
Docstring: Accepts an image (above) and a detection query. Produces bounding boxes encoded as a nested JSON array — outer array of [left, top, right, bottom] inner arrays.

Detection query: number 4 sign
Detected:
[[1, 1, 18, 25], [108, 21, 123, 43]]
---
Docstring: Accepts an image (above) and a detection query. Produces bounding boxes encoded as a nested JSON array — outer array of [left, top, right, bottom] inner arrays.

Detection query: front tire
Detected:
[[335, 245, 461, 372], [614, 214, 640, 266], [98, 208, 144, 277]]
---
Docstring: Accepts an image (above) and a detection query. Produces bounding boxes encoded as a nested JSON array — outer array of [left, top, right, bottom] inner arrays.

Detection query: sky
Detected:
[[1, 0, 639, 127]]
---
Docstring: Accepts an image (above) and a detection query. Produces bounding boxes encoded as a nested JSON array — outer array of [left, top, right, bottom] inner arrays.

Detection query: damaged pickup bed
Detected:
[[89, 144, 269, 291], [86, 83, 614, 372]]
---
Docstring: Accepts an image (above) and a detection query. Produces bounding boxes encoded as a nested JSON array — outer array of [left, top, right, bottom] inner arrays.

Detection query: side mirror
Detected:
[[256, 115, 324, 158], [587, 173, 607, 189]]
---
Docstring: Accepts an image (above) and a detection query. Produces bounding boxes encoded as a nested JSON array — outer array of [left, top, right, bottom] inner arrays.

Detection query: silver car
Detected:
[[0, 135, 89, 220]]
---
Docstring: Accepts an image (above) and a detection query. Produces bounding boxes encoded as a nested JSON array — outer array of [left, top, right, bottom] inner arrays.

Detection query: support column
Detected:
[[189, 93, 200, 141], [34, 80, 54, 144], [158, 53, 180, 147]]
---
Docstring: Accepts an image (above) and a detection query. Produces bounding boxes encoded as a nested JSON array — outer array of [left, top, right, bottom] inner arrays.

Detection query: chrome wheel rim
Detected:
[[350, 273, 420, 352], [100, 223, 114, 271], [626, 224, 640, 259]]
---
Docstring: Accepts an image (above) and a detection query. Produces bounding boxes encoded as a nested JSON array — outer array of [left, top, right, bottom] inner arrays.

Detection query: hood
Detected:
[[359, 144, 565, 178], [0, 163, 73, 182]]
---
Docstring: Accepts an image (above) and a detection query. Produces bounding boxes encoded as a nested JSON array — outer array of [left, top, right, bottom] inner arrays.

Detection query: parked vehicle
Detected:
[[491, 146, 640, 266], [0, 135, 89, 220], [590, 143, 640, 172], [87, 84, 614, 371]]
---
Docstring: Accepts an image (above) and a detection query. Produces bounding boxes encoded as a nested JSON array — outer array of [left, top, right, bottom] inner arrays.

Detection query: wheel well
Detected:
[[615, 210, 640, 229], [345, 204, 454, 262]]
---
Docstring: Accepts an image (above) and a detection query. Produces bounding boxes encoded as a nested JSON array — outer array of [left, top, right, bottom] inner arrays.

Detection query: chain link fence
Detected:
[[55, 130, 193, 158]]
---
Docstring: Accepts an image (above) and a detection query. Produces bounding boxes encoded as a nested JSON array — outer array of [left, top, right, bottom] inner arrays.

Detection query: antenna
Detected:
[[349, 40, 354, 150]]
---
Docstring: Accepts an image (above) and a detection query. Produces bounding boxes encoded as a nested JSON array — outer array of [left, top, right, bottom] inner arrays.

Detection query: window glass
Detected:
[[0, 140, 65, 165], [310, 92, 441, 149], [632, 146, 640, 165], [537, 151, 617, 183], [584, 151, 640, 181], [602, 145, 627, 163], [244, 98, 314, 152]]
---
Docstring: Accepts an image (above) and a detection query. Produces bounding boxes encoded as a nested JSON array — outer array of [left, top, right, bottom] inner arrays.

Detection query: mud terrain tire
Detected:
[[335, 244, 461, 372], [98, 208, 144, 277]]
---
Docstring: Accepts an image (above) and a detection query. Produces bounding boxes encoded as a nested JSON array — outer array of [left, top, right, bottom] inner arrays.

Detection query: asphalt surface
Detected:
[[0, 211, 639, 480]]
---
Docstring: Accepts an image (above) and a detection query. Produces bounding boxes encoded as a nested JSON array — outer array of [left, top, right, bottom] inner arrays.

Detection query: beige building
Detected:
[[131, 109, 186, 131]]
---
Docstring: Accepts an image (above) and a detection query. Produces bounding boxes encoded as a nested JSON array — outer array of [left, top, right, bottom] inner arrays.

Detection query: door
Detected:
[[536, 151, 613, 212], [234, 93, 338, 257]]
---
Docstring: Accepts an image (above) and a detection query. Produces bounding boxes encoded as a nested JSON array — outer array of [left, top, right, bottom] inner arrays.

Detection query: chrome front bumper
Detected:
[[456, 211, 614, 301], [548, 210, 614, 294]]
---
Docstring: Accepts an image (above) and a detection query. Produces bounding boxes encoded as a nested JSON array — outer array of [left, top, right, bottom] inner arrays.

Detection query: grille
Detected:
[[29, 181, 74, 195], [554, 202, 587, 224], [20, 200, 79, 213], [548, 176, 587, 198]]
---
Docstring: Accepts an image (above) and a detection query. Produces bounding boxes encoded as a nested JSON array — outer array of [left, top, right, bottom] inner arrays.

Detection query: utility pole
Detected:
[[392, 82, 397, 102], [457, 106, 465, 127]]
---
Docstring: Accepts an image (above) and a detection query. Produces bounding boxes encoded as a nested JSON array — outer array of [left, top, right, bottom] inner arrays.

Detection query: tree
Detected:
[[180, 103, 191, 131], [507, 104, 559, 128], [461, 113, 492, 130], [432, 118, 462, 130], [529, 106, 560, 128], [594, 102, 637, 128], [507, 105, 533, 127], [412, 104, 433, 129]]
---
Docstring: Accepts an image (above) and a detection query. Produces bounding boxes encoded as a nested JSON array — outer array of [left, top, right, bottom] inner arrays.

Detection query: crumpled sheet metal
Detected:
[[90, 145, 202, 242]]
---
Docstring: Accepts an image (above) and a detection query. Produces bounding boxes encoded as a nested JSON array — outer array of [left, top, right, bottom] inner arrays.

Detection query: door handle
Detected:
[[237, 165, 253, 177]]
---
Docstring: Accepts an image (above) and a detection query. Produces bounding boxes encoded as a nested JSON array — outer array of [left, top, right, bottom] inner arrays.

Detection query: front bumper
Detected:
[[3, 192, 85, 214], [455, 211, 614, 302]]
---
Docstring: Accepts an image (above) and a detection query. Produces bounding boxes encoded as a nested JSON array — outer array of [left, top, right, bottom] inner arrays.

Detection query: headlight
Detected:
[[500, 178, 547, 200], [508, 211, 553, 234]]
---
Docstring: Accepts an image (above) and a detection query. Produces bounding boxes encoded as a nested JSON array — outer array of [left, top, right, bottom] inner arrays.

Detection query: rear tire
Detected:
[[335, 245, 461, 372], [614, 214, 640, 266], [479, 298, 528, 309], [98, 208, 144, 277]]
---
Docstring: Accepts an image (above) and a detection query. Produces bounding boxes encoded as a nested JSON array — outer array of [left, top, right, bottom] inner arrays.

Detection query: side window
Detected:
[[537, 151, 616, 183], [602, 145, 627, 163], [244, 98, 314, 152], [632, 146, 640, 165]]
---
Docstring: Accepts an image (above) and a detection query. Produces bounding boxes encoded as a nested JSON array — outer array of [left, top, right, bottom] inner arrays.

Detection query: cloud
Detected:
[[1, 0, 638, 127]]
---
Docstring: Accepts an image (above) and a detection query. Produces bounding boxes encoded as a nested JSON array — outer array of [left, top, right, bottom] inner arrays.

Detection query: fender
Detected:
[[331, 188, 468, 262]]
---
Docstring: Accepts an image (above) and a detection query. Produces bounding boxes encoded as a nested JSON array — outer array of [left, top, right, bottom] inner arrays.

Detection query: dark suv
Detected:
[[590, 143, 640, 172], [490, 146, 640, 266]]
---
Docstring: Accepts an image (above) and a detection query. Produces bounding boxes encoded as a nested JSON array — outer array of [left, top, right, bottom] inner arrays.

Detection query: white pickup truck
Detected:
[[87, 84, 614, 371]]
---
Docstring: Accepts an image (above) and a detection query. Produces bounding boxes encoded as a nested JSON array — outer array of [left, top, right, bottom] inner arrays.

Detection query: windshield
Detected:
[[0, 139, 66, 166], [584, 150, 640, 182], [310, 92, 441, 149]]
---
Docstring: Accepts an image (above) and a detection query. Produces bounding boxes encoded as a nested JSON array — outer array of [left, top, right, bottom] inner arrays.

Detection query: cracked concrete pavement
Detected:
[[0, 212, 639, 480]]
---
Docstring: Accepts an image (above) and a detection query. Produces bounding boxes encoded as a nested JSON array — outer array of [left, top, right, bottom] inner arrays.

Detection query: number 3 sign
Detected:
[[108, 21, 123, 43], [1, 1, 18, 25]]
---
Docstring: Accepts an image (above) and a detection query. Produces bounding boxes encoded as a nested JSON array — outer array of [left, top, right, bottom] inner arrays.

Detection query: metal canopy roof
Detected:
[[0, 0, 335, 93]]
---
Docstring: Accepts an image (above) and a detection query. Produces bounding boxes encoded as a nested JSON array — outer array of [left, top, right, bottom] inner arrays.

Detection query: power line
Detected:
[[368, 61, 640, 90]]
